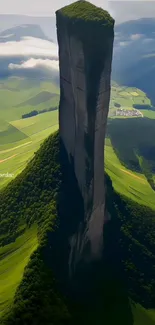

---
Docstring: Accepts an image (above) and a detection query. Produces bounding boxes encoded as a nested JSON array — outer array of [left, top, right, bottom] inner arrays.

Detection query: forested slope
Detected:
[[0, 131, 155, 324]]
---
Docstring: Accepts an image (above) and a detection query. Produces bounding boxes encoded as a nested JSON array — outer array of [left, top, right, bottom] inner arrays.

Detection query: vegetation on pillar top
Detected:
[[57, 0, 114, 28]]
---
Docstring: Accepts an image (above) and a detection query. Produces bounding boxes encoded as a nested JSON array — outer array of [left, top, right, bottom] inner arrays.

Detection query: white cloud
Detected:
[[9, 58, 59, 71], [119, 41, 130, 47], [0, 37, 58, 58], [130, 34, 144, 41]]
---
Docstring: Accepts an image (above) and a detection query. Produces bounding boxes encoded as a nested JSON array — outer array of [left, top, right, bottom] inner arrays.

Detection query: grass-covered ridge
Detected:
[[0, 131, 70, 324], [58, 0, 114, 26]]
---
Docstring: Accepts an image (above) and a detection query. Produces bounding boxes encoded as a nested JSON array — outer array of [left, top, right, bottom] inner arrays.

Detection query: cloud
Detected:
[[0, 35, 59, 81], [130, 34, 144, 40], [0, 36, 58, 58], [9, 58, 59, 71], [6, 57, 59, 82], [119, 41, 130, 47]]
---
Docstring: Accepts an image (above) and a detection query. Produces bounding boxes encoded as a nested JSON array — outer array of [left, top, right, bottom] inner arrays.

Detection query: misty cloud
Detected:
[[0, 36, 59, 81], [0, 37, 58, 58], [119, 41, 130, 47], [9, 58, 59, 71], [130, 34, 144, 40]]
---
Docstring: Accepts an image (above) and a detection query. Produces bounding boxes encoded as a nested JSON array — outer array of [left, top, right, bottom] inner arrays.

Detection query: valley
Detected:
[[0, 75, 155, 324], [1, 77, 155, 211]]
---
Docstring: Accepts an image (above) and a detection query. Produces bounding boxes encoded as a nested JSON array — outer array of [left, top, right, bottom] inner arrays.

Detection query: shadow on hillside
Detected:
[[106, 117, 155, 189], [46, 140, 134, 325], [107, 117, 155, 172]]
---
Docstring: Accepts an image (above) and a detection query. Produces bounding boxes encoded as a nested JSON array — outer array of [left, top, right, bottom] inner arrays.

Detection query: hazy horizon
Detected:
[[0, 1, 155, 24]]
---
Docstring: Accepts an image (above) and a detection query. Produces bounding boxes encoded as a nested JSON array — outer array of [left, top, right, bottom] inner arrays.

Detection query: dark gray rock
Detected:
[[56, 1, 114, 279]]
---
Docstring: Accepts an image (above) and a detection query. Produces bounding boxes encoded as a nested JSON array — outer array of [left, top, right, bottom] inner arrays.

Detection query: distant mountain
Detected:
[[0, 15, 57, 42], [0, 22, 58, 80], [0, 24, 48, 42], [112, 18, 155, 105]]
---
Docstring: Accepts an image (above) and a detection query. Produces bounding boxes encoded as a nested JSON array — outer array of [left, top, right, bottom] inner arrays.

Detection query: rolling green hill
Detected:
[[1, 79, 155, 214], [0, 77, 60, 121], [15, 91, 59, 107], [0, 77, 59, 188]]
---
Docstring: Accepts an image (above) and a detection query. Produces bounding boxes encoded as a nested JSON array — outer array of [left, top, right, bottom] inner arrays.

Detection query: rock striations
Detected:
[[56, 1, 114, 278]]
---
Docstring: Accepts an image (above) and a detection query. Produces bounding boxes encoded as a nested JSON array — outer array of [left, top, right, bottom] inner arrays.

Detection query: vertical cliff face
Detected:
[[56, 1, 114, 278]]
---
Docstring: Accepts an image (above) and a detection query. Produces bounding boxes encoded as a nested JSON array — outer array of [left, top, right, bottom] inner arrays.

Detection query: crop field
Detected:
[[0, 120, 59, 188], [0, 77, 60, 122], [11, 110, 58, 136], [141, 110, 155, 119], [0, 226, 38, 316], [109, 84, 152, 118], [0, 77, 59, 188]]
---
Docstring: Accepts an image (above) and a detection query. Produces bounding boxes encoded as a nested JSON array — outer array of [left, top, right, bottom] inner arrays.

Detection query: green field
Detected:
[[0, 226, 38, 316], [109, 83, 153, 118], [0, 77, 60, 121], [105, 137, 155, 210], [0, 77, 59, 188], [1, 78, 155, 191], [132, 303, 155, 325]]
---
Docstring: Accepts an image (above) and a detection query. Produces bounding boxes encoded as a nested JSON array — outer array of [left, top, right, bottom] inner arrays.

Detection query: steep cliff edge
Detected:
[[56, 1, 114, 276]]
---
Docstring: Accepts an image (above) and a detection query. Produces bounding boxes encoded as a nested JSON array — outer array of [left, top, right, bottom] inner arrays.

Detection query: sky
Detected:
[[0, 0, 155, 23]]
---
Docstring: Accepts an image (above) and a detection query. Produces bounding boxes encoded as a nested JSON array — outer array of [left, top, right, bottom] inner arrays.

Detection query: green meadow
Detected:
[[0, 77, 59, 188], [0, 226, 38, 316], [109, 83, 154, 118], [105, 137, 155, 210]]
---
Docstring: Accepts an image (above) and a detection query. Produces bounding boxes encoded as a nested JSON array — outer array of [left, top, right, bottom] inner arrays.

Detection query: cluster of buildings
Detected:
[[116, 108, 143, 117]]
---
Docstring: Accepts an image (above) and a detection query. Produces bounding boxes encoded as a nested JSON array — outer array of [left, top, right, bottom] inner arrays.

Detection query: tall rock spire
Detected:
[[56, 1, 114, 277]]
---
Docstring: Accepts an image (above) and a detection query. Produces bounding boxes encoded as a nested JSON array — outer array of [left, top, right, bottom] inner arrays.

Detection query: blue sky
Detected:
[[0, 0, 155, 23]]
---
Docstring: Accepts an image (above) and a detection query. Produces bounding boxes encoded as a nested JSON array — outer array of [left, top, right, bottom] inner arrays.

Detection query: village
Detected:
[[116, 108, 143, 117]]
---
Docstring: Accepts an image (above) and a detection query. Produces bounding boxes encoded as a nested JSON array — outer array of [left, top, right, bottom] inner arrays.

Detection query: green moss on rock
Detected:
[[57, 0, 114, 27]]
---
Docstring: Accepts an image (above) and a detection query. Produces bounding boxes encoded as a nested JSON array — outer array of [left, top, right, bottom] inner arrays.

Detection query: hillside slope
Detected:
[[106, 117, 155, 189], [0, 132, 70, 324], [0, 131, 155, 324]]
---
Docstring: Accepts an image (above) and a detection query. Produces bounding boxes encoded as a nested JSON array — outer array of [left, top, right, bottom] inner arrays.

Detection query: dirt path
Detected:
[[120, 168, 145, 182], [0, 154, 17, 164]]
